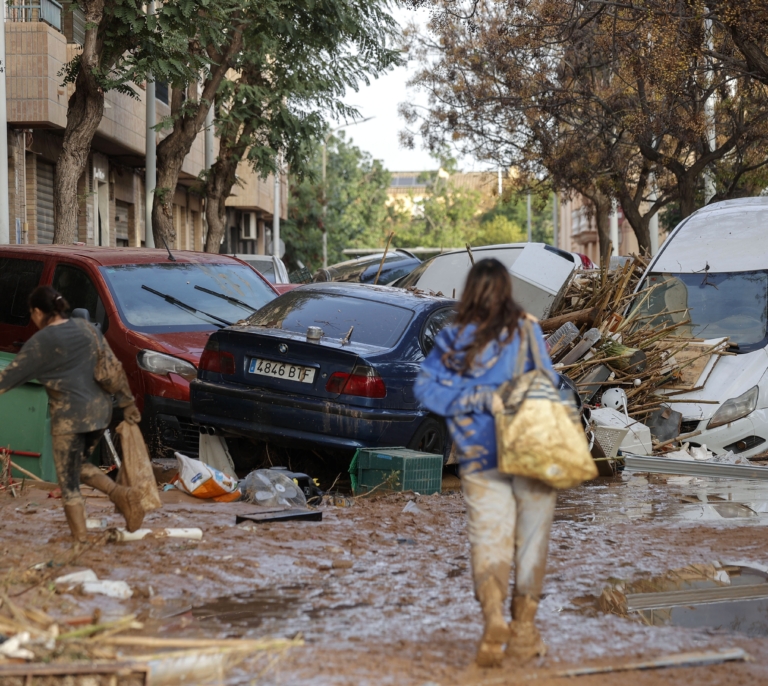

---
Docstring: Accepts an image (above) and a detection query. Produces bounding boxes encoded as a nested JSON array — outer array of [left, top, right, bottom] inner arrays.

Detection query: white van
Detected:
[[634, 198, 768, 458]]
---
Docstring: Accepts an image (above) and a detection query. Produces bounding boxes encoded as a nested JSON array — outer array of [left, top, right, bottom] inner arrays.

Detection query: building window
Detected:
[[156, 82, 169, 105]]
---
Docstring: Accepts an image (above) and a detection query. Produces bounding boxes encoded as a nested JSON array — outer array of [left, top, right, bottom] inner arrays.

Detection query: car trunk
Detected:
[[216, 329, 363, 400]]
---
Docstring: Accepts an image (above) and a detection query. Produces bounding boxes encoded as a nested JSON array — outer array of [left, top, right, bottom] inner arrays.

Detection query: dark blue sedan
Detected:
[[190, 283, 456, 460]]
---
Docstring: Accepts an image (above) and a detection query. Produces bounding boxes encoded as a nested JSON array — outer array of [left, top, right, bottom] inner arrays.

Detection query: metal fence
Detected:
[[7, 0, 63, 32]]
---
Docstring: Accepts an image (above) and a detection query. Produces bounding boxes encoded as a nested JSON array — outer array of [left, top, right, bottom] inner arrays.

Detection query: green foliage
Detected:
[[392, 176, 482, 249], [282, 133, 392, 272], [468, 215, 526, 245], [478, 193, 554, 245]]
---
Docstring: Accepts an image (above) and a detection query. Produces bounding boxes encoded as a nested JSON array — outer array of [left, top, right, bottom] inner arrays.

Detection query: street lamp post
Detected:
[[321, 116, 374, 268]]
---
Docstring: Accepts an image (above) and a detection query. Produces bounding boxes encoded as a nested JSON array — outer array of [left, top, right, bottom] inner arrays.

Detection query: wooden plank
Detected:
[[0, 661, 148, 678], [665, 344, 717, 390]]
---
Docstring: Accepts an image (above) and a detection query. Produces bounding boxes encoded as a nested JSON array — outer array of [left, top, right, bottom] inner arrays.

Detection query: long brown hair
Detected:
[[443, 258, 524, 373]]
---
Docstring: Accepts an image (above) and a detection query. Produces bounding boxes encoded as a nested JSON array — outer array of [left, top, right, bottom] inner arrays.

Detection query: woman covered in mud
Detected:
[[0, 286, 145, 547], [415, 259, 557, 668]]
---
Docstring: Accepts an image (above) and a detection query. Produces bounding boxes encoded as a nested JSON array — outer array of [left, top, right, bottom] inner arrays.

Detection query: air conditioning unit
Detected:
[[240, 212, 257, 240]]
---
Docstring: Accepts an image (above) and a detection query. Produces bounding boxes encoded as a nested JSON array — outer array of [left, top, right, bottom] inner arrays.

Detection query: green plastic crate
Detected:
[[350, 447, 443, 495]]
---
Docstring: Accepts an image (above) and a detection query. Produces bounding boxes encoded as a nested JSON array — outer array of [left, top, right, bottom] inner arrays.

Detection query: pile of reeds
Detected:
[[0, 589, 302, 682], [543, 257, 730, 419]]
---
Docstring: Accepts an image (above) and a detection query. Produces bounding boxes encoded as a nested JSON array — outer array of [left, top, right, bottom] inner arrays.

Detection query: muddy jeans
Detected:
[[51, 430, 106, 505], [462, 470, 557, 600]]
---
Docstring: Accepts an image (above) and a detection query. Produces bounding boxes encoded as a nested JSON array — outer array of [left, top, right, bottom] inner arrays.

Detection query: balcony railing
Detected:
[[7, 0, 64, 32]]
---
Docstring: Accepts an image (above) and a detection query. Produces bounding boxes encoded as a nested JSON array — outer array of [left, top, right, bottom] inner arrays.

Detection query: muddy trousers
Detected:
[[462, 470, 557, 603], [51, 430, 106, 505]]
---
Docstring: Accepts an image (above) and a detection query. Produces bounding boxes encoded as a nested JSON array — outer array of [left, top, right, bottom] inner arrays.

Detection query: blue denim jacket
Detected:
[[414, 319, 555, 474]]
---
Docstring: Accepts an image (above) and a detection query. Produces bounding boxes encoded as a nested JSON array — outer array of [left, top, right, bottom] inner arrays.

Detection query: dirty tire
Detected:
[[408, 417, 451, 464]]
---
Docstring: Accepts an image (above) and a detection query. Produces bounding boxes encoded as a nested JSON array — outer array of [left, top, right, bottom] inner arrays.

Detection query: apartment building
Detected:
[[4, 2, 286, 253], [557, 195, 652, 263]]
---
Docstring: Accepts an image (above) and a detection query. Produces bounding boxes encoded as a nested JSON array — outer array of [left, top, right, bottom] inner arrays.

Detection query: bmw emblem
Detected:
[[278, 343, 288, 354]]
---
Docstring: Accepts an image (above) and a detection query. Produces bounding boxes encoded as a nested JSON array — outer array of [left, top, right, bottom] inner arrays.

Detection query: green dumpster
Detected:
[[0, 351, 57, 482]]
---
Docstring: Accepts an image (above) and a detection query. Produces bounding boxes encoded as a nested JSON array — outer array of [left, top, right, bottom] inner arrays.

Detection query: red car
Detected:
[[0, 246, 277, 456]]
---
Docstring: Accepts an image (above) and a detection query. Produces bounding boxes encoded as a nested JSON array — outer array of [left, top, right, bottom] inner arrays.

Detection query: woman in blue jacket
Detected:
[[415, 259, 557, 668]]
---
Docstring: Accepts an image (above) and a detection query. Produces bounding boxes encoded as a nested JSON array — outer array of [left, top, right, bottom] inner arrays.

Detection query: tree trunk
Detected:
[[52, 0, 105, 244], [678, 174, 698, 219], [151, 31, 243, 248], [617, 187, 652, 256], [204, 109, 255, 252], [204, 155, 238, 252], [583, 191, 612, 266], [594, 199, 612, 266]]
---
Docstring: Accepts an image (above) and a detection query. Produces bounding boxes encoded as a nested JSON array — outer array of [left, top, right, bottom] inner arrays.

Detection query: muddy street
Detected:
[[1, 470, 768, 685]]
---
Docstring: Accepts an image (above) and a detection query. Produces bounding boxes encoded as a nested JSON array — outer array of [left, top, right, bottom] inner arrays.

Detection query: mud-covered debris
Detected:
[[0, 631, 35, 660], [403, 501, 425, 515]]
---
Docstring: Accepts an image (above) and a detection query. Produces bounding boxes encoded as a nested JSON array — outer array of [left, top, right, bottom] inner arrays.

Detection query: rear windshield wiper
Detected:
[[141, 285, 232, 327], [193, 284, 258, 312]]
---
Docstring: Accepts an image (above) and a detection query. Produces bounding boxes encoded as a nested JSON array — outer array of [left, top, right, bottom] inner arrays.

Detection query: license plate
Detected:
[[248, 358, 316, 383]]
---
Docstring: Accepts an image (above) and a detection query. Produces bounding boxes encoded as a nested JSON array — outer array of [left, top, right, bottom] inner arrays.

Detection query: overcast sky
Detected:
[[339, 6, 480, 173]]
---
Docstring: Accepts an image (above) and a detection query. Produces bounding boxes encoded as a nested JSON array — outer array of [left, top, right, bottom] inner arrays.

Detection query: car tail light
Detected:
[[199, 340, 236, 375], [325, 365, 386, 398], [578, 253, 594, 269]]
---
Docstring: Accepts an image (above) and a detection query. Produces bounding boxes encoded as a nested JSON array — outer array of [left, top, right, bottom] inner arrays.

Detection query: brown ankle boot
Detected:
[[475, 578, 510, 668], [81, 470, 145, 533], [506, 594, 546, 663], [63, 501, 89, 550]]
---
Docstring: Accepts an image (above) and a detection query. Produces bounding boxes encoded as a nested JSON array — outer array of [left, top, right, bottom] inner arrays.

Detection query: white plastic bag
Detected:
[[172, 452, 240, 502], [198, 433, 236, 478]]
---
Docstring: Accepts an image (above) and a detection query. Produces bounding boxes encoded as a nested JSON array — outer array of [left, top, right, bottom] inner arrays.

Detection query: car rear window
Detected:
[[247, 291, 414, 348]]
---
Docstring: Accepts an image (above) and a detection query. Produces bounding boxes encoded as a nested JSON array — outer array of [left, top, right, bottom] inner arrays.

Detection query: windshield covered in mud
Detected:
[[246, 290, 414, 348], [633, 271, 768, 353], [101, 263, 276, 332]]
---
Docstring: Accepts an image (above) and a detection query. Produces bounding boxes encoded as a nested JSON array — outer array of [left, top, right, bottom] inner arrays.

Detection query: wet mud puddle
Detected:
[[144, 588, 309, 640], [144, 584, 378, 643], [556, 472, 768, 523], [599, 564, 768, 637]]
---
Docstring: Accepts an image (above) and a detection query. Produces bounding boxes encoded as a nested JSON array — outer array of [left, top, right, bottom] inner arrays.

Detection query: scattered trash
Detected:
[[198, 431, 237, 479], [55, 569, 99, 587], [623, 454, 768, 480], [115, 421, 163, 512], [269, 466, 323, 500], [86, 517, 108, 529], [402, 501, 425, 515], [662, 444, 745, 464], [241, 469, 307, 509], [546, 321, 580, 358], [598, 564, 768, 637], [647, 406, 683, 443], [560, 328, 601, 366], [550, 648, 749, 678], [172, 452, 241, 502], [591, 408, 653, 455], [82, 579, 133, 599], [236, 509, 322, 525], [350, 447, 442, 496], [55, 569, 132, 598], [0, 631, 35, 660], [111, 528, 204, 542], [323, 494, 354, 508]]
